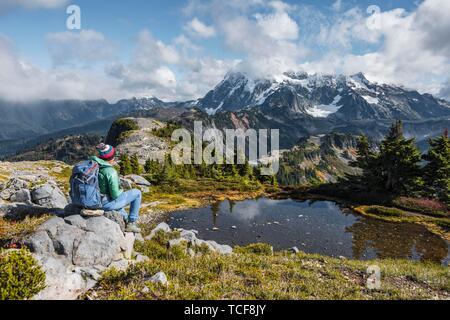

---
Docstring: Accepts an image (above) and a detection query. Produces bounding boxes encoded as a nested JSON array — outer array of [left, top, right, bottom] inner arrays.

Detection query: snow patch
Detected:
[[206, 102, 224, 115], [306, 95, 342, 118], [361, 95, 379, 105]]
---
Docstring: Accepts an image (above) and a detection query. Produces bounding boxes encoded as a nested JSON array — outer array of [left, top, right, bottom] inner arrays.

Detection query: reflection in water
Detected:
[[347, 219, 449, 262], [167, 198, 450, 264]]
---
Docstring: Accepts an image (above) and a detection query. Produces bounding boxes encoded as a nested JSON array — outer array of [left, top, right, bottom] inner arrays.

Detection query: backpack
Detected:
[[69, 160, 102, 209]]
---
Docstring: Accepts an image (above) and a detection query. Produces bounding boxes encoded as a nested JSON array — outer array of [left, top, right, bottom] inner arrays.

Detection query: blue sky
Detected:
[[0, 0, 448, 102]]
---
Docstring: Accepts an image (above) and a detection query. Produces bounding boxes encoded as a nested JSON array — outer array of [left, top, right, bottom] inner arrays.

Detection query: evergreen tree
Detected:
[[158, 154, 177, 184], [422, 129, 450, 202], [376, 120, 422, 194], [240, 159, 253, 179], [351, 135, 375, 170], [130, 154, 142, 175], [119, 153, 132, 176]]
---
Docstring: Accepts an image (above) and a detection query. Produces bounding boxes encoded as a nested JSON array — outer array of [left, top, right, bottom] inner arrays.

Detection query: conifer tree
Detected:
[[130, 154, 142, 175], [423, 129, 450, 202], [119, 153, 132, 176], [376, 120, 421, 194]]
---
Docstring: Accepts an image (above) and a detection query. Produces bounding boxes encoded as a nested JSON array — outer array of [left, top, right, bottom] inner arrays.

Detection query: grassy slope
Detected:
[[90, 239, 450, 300]]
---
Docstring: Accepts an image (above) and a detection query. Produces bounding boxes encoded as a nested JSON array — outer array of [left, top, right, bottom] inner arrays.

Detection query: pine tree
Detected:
[[119, 153, 132, 176], [376, 120, 422, 194], [158, 154, 176, 184], [240, 159, 253, 179], [423, 129, 450, 202], [130, 154, 142, 175], [351, 135, 374, 170]]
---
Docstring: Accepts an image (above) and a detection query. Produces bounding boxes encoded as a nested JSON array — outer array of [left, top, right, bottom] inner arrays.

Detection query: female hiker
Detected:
[[91, 143, 142, 233]]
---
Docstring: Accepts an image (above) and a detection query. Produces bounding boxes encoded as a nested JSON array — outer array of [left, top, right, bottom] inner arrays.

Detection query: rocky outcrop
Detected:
[[107, 118, 169, 164], [23, 213, 139, 300], [148, 222, 233, 256], [0, 176, 69, 218]]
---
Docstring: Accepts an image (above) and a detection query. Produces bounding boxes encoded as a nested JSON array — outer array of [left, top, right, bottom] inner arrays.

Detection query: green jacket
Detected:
[[90, 156, 123, 200]]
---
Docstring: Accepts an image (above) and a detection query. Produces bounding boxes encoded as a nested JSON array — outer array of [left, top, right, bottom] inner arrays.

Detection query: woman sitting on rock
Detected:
[[91, 144, 142, 233]]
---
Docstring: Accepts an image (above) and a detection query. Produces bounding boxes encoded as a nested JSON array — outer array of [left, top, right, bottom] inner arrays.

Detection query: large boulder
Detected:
[[31, 183, 68, 209], [120, 178, 133, 190], [10, 189, 32, 204], [0, 178, 29, 201], [33, 256, 97, 300], [145, 222, 171, 240], [125, 175, 151, 187], [23, 214, 135, 300]]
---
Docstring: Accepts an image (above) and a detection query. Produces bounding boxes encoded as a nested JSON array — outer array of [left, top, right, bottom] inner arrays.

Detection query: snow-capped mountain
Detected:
[[196, 71, 450, 121]]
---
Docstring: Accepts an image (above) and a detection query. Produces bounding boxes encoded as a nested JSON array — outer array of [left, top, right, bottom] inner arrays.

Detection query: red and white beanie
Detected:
[[96, 143, 116, 160]]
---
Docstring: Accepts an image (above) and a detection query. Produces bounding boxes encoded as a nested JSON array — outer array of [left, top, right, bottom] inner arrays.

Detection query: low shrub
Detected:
[[0, 249, 46, 300], [235, 243, 273, 256], [365, 206, 405, 217], [393, 197, 449, 218]]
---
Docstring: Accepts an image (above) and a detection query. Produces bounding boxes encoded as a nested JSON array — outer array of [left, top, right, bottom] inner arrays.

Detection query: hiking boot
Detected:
[[81, 209, 105, 217], [125, 222, 141, 233]]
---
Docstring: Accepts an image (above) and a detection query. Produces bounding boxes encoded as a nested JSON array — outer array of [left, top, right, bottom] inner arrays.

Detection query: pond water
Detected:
[[166, 198, 450, 265]]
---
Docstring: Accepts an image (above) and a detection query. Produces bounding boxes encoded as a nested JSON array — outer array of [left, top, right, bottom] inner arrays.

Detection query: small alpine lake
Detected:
[[166, 197, 450, 265]]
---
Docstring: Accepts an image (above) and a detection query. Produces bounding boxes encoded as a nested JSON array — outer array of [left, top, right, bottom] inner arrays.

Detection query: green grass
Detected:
[[89, 239, 450, 300], [354, 205, 450, 241]]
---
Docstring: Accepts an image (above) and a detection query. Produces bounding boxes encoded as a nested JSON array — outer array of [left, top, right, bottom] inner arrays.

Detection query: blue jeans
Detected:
[[102, 189, 142, 223]]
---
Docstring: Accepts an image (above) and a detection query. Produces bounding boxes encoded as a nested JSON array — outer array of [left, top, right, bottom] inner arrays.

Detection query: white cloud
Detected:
[[332, 0, 342, 12], [0, 34, 125, 102], [46, 30, 115, 66], [107, 30, 237, 101], [185, 18, 216, 38]]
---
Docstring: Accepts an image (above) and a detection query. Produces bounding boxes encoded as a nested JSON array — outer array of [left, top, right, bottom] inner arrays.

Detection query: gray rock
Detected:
[[31, 183, 68, 209], [142, 286, 150, 293], [138, 186, 150, 193], [145, 222, 171, 240], [168, 238, 187, 248], [192, 239, 215, 252], [120, 178, 133, 190], [10, 189, 32, 204], [6, 178, 29, 191], [206, 240, 233, 255], [37, 217, 66, 238], [125, 174, 151, 186], [148, 272, 168, 285], [33, 256, 91, 300], [24, 231, 55, 255], [64, 215, 87, 230], [135, 233, 144, 243], [290, 247, 300, 254], [187, 248, 195, 257], [52, 223, 85, 259], [104, 211, 126, 232], [108, 259, 131, 272], [0, 189, 12, 200], [135, 253, 149, 263], [123, 232, 135, 259], [72, 231, 123, 267], [180, 230, 197, 243], [74, 266, 102, 281]]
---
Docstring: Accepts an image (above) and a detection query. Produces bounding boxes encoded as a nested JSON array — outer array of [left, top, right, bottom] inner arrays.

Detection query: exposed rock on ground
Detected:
[[23, 213, 140, 300], [150, 222, 233, 256]]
